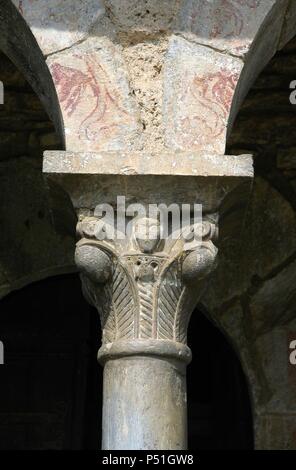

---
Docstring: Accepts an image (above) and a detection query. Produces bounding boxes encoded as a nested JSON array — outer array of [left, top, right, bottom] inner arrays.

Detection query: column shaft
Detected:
[[102, 356, 187, 450]]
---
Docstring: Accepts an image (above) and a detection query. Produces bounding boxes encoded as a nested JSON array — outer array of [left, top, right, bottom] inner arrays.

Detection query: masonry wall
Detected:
[[203, 35, 296, 449]]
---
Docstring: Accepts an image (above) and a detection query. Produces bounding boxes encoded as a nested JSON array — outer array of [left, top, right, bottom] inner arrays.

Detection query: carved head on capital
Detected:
[[133, 217, 161, 253]]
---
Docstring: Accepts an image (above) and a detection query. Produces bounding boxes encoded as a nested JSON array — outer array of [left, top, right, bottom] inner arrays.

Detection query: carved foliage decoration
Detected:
[[76, 217, 218, 345]]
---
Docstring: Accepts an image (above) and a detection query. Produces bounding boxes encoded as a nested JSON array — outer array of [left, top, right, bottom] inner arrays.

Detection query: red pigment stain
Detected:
[[50, 53, 131, 143], [179, 69, 239, 148]]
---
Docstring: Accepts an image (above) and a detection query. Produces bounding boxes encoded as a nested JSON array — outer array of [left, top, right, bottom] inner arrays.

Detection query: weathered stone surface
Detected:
[[0, 1, 63, 137], [0, 158, 76, 298], [47, 38, 141, 152], [212, 301, 271, 409], [4, 0, 296, 160], [49, 174, 249, 214], [223, 38, 296, 449], [4, 0, 296, 451], [47, 141, 252, 450], [43, 151, 253, 177], [102, 355, 187, 450], [254, 324, 296, 415], [43, 150, 253, 212], [0, 51, 75, 298], [279, 0, 296, 49], [203, 176, 296, 312], [77, 214, 218, 345], [163, 36, 243, 154], [0, 51, 27, 88], [176, 0, 286, 58], [244, 178, 296, 280], [104, 0, 182, 34], [229, 3, 287, 123], [121, 36, 168, 153], [12, 0, 105, 56], [202, 236, 250, 312], [76, 212, 217, 449], [0, 52, 62, 160], [255, 414, 296, 449], [230, 114, 296, 148], [250, 260, 296, 336]]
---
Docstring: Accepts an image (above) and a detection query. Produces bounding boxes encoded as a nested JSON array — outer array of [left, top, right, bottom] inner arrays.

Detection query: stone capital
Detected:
[[44, 149, 253, 363], [75, 215, 218, 364]]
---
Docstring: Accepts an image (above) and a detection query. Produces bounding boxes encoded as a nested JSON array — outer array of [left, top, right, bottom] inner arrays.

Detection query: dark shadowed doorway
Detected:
[[187, 310, 254, 450]]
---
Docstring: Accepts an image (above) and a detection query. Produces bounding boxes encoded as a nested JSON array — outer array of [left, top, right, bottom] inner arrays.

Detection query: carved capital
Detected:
[[75, 216, 218, 364]]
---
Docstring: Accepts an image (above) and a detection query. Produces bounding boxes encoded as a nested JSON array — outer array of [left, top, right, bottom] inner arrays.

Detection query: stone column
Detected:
[[43, 149, 253, 449], [75, 215, 218, 449]]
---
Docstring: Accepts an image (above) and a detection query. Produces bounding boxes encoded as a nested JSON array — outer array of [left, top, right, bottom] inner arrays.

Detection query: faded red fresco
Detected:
[[50, 53, 131, 143], [189, 0, 260, 39], [179, 69, 239, 148]]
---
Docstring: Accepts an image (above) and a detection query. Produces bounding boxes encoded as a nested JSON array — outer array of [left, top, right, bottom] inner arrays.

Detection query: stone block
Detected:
[[43, 150, 253, 211], [255, 413, 296, 449], [176, 0, 285, 58], [250, 261, 296, 336], [47, 38, 141, 152], [12, 0, 105, 55], [0, 158, 76, 298], [245, 178, 296, 279], [163, 36, 243, 154], [202, 176, 296, 312], [217, 301, 270, 408], [103, 0, 182, 34]]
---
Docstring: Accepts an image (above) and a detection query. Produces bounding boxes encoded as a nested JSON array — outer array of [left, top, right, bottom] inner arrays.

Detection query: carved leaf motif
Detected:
[[174, 286, 194, 344], [157, 261, 182, 341], [175, 279, 212, 344], [81, 274, 116, 343], [111, 263, 135, 341], [101, 283, 116, 343], [138, 282, 154, 339]]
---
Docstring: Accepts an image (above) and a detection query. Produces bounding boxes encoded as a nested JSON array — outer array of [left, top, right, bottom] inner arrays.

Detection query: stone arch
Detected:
[[0, 0, 64, 143], [228, 0, 296, 139], [0, 52, 76, 299]]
